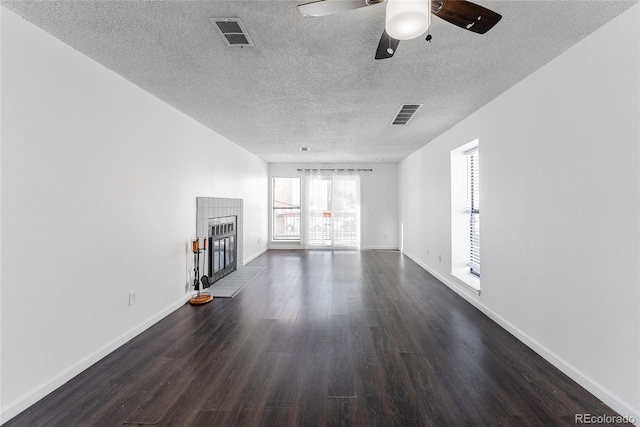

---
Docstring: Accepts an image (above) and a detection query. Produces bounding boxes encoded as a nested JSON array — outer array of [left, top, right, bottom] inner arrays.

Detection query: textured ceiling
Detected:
[[2, 0, 636, 163]]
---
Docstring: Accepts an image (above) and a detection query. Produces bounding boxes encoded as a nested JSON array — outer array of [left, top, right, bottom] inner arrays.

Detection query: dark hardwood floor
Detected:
[[5, 250, 621, 426]]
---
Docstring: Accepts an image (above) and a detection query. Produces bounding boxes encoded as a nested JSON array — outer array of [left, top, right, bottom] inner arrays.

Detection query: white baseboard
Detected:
[[402, 250, 639, 425], [360, 246, 400, 251], [243, 247, 268, 264], [268, 242, 302, 250], [0, 296, 188, 425], [265, 246, 401, 251]]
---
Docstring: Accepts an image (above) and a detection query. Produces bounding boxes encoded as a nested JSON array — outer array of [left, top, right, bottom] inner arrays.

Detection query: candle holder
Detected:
[[189, 238, 213, 305]]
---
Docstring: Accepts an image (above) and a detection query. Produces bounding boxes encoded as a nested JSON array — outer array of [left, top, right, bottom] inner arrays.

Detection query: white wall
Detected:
[[0, 8, 268, 423], [269, 163, 399, 250], [399, 4, 639, 420]]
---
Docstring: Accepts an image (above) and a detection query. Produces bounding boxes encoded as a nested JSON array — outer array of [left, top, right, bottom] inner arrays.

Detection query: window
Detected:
[[450, 139, 480, 293], [467, 147, 480, 276], [272, 177, 300, 240]]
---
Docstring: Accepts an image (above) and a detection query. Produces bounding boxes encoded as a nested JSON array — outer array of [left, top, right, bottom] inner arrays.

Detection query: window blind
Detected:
[[467, 148, 480, 276]]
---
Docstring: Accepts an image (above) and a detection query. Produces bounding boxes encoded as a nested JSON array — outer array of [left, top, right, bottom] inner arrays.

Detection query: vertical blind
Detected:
[[467, 147, 480, 276]]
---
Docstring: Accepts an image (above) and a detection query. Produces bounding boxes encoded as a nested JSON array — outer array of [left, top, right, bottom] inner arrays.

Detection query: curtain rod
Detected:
[[296, 168, 373, 172]]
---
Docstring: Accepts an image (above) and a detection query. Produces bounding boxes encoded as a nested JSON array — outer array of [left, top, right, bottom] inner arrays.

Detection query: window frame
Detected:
[[271, 177, 301, 241], [450, 139, 481, 294]]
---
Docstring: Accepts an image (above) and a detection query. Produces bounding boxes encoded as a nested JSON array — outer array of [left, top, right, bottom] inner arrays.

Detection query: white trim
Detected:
[[360, 246, 400, 251], [268, 242, 303, 250], [243, 247, 268, 265], [266, 246, 401, 252], [402, 250, 640, 423], [450, 271, 481, 295], [455, 138, 479, 153], [0, 296, 188, 424]]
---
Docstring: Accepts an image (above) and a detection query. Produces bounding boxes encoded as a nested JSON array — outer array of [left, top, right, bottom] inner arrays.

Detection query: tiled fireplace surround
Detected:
[[196, 197, 244, 272]]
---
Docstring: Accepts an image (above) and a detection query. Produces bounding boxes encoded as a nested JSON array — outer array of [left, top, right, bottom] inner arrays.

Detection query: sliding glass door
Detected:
[[301, 170, 360, 248]]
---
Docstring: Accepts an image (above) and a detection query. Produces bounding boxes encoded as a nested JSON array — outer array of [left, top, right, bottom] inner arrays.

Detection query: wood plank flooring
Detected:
[[5, 250, 622, 426]]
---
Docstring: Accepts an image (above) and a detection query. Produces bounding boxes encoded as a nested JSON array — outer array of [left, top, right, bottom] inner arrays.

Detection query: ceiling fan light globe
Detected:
[[385, 0, 431, 40], [387, 13, 430, 39]]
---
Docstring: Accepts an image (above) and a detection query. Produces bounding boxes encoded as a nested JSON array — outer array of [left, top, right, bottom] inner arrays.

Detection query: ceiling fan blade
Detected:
[[375, 29, 400, 60], [432, 0, 502, 34], [297, 0, 380, 17]]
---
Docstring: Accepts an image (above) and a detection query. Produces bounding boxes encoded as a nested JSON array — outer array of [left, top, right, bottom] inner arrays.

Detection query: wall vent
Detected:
[[210, 18, 254, 47], [299, 147, 310, 152], [391, 104, 422, 125]]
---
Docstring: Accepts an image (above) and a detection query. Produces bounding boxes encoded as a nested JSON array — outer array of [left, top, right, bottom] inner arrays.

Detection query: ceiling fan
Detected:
[[297, 0, 502, 59]]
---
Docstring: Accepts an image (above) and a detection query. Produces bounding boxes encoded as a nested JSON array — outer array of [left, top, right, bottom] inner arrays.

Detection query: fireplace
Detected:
[[196, 197, 243, 283], [208, 216, 237, 282]]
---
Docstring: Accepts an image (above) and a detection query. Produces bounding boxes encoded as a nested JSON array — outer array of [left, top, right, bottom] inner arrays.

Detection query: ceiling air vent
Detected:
[[210, 18, 254, 47], [391, 104, 422, 125]]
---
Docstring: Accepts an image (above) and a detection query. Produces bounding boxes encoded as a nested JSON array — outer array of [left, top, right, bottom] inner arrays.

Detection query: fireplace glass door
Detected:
[[208, 216, 237, 283]]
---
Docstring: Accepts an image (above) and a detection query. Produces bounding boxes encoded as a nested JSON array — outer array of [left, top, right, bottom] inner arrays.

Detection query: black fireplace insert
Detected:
[[208, 216, 237, 283]]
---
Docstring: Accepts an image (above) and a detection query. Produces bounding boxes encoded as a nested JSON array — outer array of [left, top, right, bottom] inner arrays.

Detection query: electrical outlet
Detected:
[[438, 255, 442, 263], [427, 249, 430, 256], [129, 291, 136, 306]]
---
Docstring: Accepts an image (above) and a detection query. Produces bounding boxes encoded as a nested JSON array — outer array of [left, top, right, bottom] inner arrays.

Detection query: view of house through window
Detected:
[[272, 177, 301, 240]]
